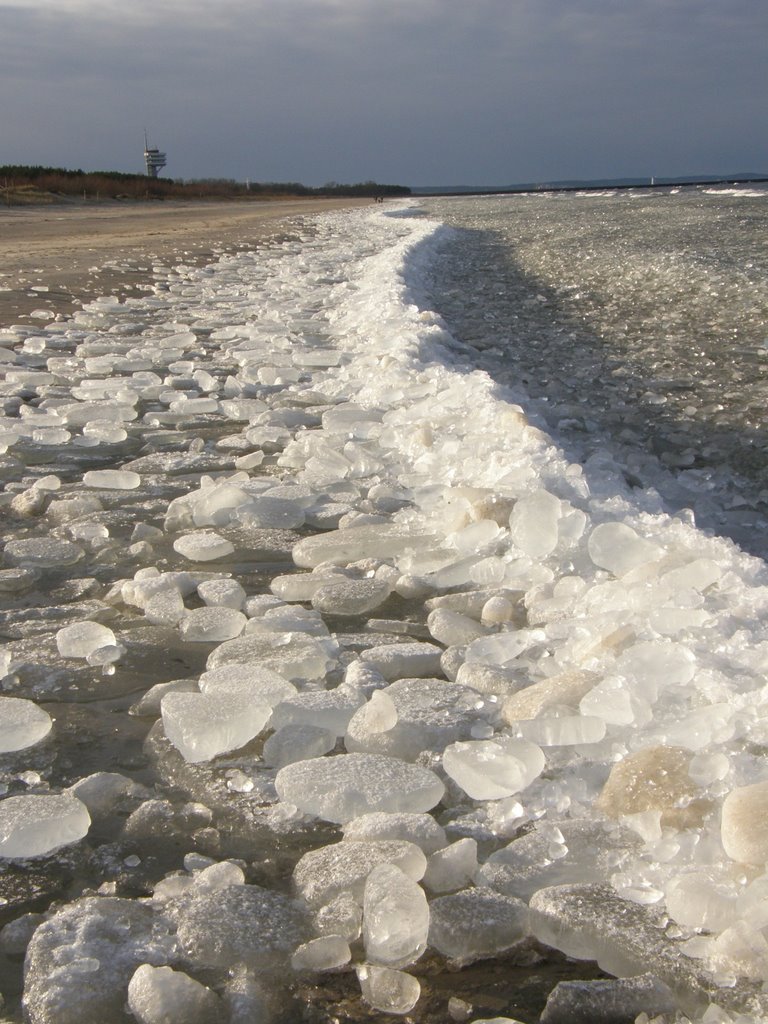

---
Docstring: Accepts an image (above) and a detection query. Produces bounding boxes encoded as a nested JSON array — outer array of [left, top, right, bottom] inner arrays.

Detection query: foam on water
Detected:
[[1, 193, 768, 1022]]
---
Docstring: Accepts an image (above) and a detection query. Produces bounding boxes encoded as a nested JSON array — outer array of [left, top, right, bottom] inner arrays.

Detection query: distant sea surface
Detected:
[[419, 186, 768, 559]]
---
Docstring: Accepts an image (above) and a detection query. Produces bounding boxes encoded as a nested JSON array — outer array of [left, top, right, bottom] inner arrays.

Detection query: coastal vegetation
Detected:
[[0, 165, 411, 205]]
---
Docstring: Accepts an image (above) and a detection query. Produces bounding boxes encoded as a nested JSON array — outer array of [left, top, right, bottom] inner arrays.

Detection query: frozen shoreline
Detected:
[[1, 201, 768, 1022]]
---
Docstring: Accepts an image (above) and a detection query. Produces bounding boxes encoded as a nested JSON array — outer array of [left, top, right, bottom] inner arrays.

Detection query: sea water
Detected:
[[0, 191, 767, 1022]]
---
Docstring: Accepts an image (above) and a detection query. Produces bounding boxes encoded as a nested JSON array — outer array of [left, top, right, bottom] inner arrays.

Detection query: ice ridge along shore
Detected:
[[0, 203, 768, 1022]]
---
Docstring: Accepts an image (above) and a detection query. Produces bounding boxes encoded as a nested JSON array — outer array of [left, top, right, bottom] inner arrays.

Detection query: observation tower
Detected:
[[143, 131, 167, 178]]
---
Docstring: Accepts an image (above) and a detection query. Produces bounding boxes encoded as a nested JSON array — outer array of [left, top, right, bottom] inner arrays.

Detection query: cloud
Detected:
[[1, 0, 765, 183]]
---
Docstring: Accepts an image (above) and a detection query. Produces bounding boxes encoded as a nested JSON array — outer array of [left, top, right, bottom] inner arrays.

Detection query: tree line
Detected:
[[0, 166, 411, 201]]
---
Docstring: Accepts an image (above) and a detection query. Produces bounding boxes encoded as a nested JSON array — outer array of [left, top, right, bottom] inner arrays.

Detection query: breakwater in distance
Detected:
[[413, 175, 768, 196]]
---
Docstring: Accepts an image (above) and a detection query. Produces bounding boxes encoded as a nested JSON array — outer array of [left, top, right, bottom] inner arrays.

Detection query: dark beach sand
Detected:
[[0, 197, 368, 329]]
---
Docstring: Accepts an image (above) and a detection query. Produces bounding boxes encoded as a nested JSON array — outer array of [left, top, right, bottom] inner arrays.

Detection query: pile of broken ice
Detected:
[[1, 204, 768, 1023]]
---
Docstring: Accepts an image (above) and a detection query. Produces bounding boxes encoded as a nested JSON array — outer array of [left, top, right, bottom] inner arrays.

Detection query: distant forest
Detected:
[[0, 166, 411, 202]]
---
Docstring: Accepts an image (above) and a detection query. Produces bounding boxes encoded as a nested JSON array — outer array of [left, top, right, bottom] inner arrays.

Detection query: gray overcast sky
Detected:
[[1, 0, 766, 186]]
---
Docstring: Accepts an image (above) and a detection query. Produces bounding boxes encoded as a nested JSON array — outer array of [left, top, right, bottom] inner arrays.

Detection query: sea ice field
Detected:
[[0, 188, 767, 1023]]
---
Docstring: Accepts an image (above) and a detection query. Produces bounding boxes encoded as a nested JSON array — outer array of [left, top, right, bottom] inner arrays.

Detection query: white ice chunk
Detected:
[[660, 557, 723, 594], [46, 495, 103, 525], [710, 920, 768, 981], [423, 838, 478, 894], [179, 607, 247, 642], [248, 604, 330, 637], [59, 400, 137, 426], [144, 589, 186, 626], [259, 365, 300, 385], [197, 578, 246, 609], [663, 702, 735, 752], [314, 891, 363, 941], [293, 524, 439, 569], [464, 628, 546, 667], [275, 753, 444, 824], [270, 686, 365, 737], [0, 794, 90, 857], [395, 574, 434, 600], [579, 678, 649, 727], [4, 538, 84, 568], [130, 678, 198, 716], [237, 496, 306, 530], [190, 860, 246, 892], [529, 883, 708, 999], [206, 631, 336, 683], [665, 872, 738, 933], [477, 820, 637, 901], [356, 964, 420, 1015], [169, 396, 219, 413], [69, 522, 109, 546], [293, 348, 342, 368], [539, 975, 676, 1024], [428, 889, 529, 965], [688, 751, 730, 786], [427, 608, 488, 646], [125, 571, 193, 608], [82, 421, 127, 443], [501, 671, 598, 720], [56, 621, 116, 659], [198, 664, 297, 707], [481, 594, 519, 626], [346, 690, 398, 739], [343, 812, 447, 854], [0, 912, 44, 955], [191, 483, 251, 527], [291, 935, 351, 972], [363, 863, 429, 968], [244, 593, 285, 617], [173, 531, 234, 562], [271, 573, 329, 602], [311, 578, 392, 616], [587, 522, 663, 576], [359, 642, 443, 681], [293, 839, 427, 907], [517, 715, 607, 746], [455, 662, 522, 696], [0, 696, 52, 752], [263, 724, 337, 769], [83, 469, 141, 490], [24, 897, 173, 1024], [161, 691, 270, 763], [127, 964, 224, 1024], [345, 659, 388, 692], [442, 736, 545, 801], [617, 640, 695, 693], [67, 772, 142, 816], [234, 450, 265, 470], [647, 604, 711, 636], [90, 644, 126, 669], [177, 884, 308, 971], [509, 489, 561, 558], [346, 679, 479, 761]]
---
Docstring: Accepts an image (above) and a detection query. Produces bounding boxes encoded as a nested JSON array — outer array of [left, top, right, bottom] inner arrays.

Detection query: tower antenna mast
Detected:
[[143, 130, 167, 178]]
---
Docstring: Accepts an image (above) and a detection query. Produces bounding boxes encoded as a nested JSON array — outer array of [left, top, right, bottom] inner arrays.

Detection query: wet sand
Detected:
[[0, 198, 368, 328]]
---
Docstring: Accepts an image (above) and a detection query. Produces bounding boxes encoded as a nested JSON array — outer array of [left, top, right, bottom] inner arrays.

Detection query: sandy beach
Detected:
[[0, 197, 368, 329]]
